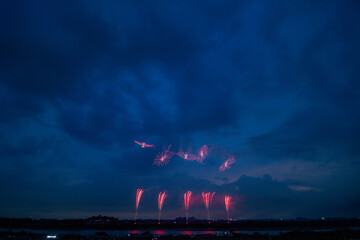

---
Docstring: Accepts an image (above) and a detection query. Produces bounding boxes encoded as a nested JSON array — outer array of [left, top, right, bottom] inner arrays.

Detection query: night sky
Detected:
[[1, 1, 360, 220]]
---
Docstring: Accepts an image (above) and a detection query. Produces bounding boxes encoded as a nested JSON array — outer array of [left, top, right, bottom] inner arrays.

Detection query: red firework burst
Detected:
[[198, 145, 209, 163], [154, 145, 173, 166], [219, 156, 235, 172], [177, 151, 198, 161], [184, 191, 192, 224], [134, 140, 154, 148]]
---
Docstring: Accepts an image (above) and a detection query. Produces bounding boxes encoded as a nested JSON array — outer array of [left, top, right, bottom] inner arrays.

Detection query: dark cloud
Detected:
[[248, 107, 360, 164]]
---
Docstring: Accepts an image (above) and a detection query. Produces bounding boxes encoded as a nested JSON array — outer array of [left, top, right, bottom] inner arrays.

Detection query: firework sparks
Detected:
[[177, 151, 198, 161], [134, 140, 154, 148], [184, 191, 192, 224], [202, 192, 215, 221], [158, 192, 167, 224], [198, 145, 208, 163], [134, 189, 144, 224], [224, 195, 232, 223], [219, 156, 235, 172], [154, 145, 173, 166]]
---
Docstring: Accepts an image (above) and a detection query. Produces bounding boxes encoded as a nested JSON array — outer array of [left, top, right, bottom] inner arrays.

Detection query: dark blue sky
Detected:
[[1, 0, 360, 220]]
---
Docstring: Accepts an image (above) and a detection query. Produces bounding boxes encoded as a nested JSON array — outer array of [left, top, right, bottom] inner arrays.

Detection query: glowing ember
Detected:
[[198, 145, 208, 163], [202, 192, 215, 221], [219, 156, 235, 172], [224, 195, 232, 223], [184, 191, 192, 224], [158, 192, 167, 224], [154, 145, 173, 166], [177, 151, 198, 161], [134, 140, 154, 148], [134, 189, 143, 224]]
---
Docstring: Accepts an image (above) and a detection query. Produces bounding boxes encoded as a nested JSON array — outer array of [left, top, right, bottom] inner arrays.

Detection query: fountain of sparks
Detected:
[[224, 195, 232, 223], [158, 192, 167, 224], [184, 191, 192, 224], [202, 192, 215, 222], [134, 189, 144, 224]]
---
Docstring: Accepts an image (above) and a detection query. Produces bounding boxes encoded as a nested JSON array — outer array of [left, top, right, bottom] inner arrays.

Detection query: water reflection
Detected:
[[129, 230, 140, 235], [153, 230, 166, 235], [181, 231, 192, 235]]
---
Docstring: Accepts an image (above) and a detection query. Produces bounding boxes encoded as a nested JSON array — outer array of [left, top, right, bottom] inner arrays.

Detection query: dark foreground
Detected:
[[1, 217, 360, 239], [2, 229, 360, 240], [1, 217, 360, 230]]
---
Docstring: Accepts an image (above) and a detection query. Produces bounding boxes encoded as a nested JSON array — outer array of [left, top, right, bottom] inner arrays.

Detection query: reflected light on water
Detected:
[[181, 231, 192, 235], [153, 230, 166, 235]]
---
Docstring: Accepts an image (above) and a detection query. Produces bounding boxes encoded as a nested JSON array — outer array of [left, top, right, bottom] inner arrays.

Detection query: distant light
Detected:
[[46, 236, 56, 239], [322, 217, 325, 220]]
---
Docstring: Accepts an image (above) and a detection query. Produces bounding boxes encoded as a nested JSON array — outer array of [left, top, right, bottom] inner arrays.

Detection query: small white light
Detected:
[[46, 236, 56, 239]]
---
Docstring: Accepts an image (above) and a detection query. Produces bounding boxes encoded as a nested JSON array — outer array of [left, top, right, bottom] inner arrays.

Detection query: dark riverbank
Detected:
[[1, 216, 360, 231], [2, 228, 360, 240]]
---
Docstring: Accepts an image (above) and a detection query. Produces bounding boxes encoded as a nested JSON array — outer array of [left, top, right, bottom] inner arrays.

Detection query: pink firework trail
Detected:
[[177, 151, 198, 161], [224, 195, 232, 223], [202, 192, 215, 221], [219, 156, 235, 172], [198, 145, 208, 163], [184, 191, 192, 224], [134, 189, 144, 224], [154, 145, 173, 166], [134, 140, 154, 148], [158, 192, 167, 224]]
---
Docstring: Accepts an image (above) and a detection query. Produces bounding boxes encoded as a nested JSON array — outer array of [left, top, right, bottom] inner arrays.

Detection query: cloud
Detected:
[[248, 107, 360, 164], [0, 0, 360, 219], [288, 185, 320, 192]]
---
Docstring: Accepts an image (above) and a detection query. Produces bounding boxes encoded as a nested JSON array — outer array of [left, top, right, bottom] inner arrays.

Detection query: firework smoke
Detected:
[[154, 145, 173, 166], [202, 192, 215, 221], [158, 192, 167, 224], [219, 156, 235, 172], [224, 195, 232, 223], [198, 145, 208, 163], [177, 151, 198, 161], [184, 191, 192, 224], [134, 140, 154, 148], [134, 189, 144, 224]]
